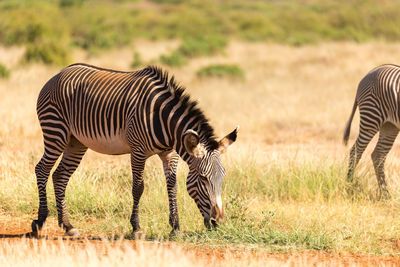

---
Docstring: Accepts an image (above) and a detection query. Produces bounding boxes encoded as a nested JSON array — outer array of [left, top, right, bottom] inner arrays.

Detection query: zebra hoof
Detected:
[[169, 229, 180, 238], [31, 220, 42, 233], [65, 228, 80, 237], [132, 230, 146, 240], [378, 189, 391, 201]]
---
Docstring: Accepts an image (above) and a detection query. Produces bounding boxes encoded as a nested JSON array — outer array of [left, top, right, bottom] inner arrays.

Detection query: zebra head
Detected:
[[183, 126, 238, 229]]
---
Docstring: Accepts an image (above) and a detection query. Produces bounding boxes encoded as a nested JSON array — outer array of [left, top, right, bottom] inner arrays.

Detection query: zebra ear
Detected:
[[218, 126, 239, 154], [183, 129, 205, 158]]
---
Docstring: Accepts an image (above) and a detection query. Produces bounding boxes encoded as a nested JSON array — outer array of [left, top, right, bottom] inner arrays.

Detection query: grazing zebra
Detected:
[[32, 63, 238, 236], [344, 64, 400, 198]]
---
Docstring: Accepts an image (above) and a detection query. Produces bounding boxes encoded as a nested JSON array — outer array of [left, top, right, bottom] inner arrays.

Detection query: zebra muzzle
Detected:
[[211, 205, 225, 226]]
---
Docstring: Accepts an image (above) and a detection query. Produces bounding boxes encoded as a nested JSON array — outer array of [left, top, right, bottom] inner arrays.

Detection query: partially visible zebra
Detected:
[[344, 64, 400, 198], [33, 63, 238, 236]]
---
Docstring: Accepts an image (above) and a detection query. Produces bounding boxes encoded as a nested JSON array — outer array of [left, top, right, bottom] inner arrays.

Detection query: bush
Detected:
[[196, 64, 244, 79], [160, 51, 187, 67], [179, 35, 227, 58], [24, 39, 70, 65], [159, 35, 228, 67], [59, 0, 86, 8], [148, 0, 185, 3], [0, 63, 10, 79], [130, 52, 144, 68]]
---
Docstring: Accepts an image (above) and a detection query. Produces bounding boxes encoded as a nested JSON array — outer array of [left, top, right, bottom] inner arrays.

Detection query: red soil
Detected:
[[1, 215, 399, 266]]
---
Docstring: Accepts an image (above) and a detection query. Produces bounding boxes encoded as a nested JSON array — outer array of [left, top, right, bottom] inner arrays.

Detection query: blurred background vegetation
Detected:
[[1, 0, 400, 66]]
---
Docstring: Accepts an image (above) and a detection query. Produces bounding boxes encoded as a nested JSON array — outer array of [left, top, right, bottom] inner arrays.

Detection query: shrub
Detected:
[[73, 24, 125, 51], [196, 64, 244, 79], [159, 35, 228, 67], [0, 63, 10, 79], [130, 52, 144, 68], [160, 51, 187, 67], [24, 39, 70, 66], [179, 35, 227, 58], [59, 0, 86, 8], [148, 0, 185, 3]]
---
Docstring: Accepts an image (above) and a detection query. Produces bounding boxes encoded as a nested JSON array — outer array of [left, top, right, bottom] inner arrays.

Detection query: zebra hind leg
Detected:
[[32, 125, 70, 234], [32, 149, 64, 234], [159, 151, 180, 234], [371, 123, 398, 200], [52, 136, 87, 236], [346, 125, 379, 195]]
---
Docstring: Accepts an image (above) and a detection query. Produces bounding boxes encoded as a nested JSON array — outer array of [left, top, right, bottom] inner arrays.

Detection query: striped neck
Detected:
[[139, 66, 219, 161], [164, 97, 218, 163]]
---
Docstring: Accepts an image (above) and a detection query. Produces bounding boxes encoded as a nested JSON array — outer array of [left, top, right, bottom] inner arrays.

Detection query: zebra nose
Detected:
[[218, 206, 225, 223]]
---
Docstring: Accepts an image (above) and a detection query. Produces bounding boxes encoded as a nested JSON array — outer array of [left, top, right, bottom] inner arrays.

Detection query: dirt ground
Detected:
[[1, 215, 399, 266]]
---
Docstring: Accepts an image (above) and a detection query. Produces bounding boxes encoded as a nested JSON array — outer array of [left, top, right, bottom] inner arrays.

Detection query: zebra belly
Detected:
[[73, 133, 131, 155]]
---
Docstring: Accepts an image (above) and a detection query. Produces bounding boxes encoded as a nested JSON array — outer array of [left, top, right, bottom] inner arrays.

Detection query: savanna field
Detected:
[[2, 0, 400, 266]]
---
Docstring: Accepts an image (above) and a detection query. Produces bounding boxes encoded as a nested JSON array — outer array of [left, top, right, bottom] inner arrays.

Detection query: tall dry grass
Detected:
[[0, 238, 391, 267]]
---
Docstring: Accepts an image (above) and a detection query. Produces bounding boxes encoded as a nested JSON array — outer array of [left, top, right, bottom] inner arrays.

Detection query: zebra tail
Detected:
[[343, 99, 357, 146]]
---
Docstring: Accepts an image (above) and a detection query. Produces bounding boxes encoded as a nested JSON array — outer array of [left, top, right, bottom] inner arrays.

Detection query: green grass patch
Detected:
[[171, 225, 332, 251], [196, 64, 244, 79], [0, 63, 10, 79]]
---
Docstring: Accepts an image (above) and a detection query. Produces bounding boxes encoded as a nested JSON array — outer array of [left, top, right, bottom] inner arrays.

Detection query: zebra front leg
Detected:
[[159, 151, 180, 233], [32, 149, 65, 233], [130, 151, 146, 235], [371, 123, 398, 200]]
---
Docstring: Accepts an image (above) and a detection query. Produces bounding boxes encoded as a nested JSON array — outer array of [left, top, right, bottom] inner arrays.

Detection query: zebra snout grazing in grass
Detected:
[[32, 63, 238, 236], [344, 64, 400, 199]]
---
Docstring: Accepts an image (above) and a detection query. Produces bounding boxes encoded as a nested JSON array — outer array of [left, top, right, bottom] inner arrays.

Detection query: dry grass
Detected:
[[2, 41, 400, 261], [3, 41, 400, 158], [0, 239, 203, 267], [1, 238, 397, 267]]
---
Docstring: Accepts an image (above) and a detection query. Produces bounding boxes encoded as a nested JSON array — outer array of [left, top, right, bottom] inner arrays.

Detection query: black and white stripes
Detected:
[[32, 63, 238, 235], [344, 64, 400, 198]]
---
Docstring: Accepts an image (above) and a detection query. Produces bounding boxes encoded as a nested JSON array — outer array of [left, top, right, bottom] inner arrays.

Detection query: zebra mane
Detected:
[[147, 66, 219, 151]]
